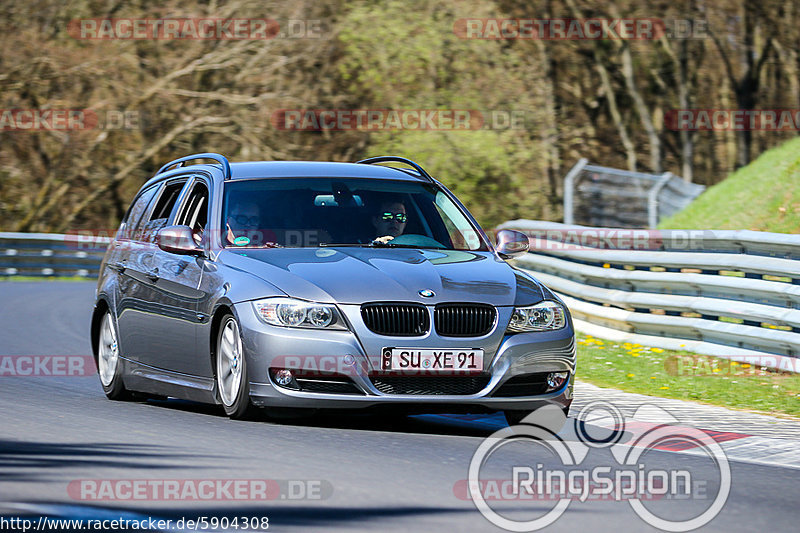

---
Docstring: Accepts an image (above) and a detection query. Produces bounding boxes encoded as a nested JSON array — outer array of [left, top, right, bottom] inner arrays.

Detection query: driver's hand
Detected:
[[372, 235, 395, 245]]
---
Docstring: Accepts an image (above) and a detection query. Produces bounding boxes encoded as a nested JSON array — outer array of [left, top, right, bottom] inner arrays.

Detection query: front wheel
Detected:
[[97, 311, 132, 401], [215, 314, 256, 419]]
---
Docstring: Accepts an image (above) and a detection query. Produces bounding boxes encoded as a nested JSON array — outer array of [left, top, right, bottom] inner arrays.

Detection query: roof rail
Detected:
[[356, 156, 435, 184], [156, 153, 231, 179]]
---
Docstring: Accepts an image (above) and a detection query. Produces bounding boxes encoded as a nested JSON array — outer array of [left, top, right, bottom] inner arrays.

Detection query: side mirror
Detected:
[[156, 225, 204, 256], [495, 229, 529, 259]]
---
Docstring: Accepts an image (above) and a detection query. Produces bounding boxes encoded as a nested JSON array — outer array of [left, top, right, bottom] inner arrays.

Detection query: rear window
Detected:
[[119, 186, 158, 241], [140, 180, 187, 242]]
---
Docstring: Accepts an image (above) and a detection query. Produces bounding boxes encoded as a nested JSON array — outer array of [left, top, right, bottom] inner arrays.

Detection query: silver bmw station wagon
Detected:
[[92, 153, 576, 424]]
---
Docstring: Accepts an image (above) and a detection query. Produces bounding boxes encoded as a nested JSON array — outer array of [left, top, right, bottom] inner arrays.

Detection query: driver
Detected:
[[372, 199, 407, 244]]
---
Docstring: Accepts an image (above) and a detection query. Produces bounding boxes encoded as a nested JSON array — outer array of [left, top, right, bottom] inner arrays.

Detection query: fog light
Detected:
[[546, 371, 569, 391], [273, 369, 295, 387]]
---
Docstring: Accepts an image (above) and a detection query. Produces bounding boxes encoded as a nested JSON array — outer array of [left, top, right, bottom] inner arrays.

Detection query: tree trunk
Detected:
[[620, 43, 662, 173], [678, 39, 694, 182]]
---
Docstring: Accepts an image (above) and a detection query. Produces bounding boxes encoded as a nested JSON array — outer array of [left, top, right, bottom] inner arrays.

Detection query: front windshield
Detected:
[[221, 177, 487, 251]]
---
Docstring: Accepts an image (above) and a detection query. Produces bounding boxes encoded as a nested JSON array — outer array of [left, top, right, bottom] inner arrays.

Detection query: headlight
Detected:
[[506, 301, 566, 333], [252, 298, 348, 330]]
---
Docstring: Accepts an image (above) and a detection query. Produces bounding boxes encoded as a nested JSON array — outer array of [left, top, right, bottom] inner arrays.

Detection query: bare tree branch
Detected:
[[55, 116, 231, 232]]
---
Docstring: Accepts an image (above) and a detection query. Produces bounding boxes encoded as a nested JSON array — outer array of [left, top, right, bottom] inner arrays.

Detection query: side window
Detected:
[[141, 180, 188, 243], [176, 181, 209, 244], [120, 186, 158, 241]]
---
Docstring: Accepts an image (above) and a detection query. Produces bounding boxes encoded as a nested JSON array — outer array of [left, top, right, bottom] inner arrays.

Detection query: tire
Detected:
[[96, 311, 132, 401], [215, 314, 257, 419]]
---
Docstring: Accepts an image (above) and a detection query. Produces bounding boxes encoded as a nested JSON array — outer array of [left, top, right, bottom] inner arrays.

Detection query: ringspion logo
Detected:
[[467, 402, 730, 531]]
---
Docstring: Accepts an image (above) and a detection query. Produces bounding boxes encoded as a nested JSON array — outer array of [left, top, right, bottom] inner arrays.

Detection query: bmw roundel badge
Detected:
[[419, 289, 435, 298]]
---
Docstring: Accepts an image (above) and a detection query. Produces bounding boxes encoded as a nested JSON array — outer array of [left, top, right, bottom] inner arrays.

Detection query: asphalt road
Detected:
[[0, 281, 798, 532]]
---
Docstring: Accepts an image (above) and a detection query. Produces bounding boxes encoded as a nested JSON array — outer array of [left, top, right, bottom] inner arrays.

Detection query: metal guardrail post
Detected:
[[648, 171, 674, 228], [562, 158, 588, 225]]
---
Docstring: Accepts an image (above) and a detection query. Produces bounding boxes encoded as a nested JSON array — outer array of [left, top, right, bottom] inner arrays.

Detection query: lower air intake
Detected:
[[370, 375, 490, 395]]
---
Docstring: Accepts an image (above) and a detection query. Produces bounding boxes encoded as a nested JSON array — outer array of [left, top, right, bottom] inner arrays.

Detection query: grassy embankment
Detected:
[[576, 334, 800, 418], [659, 136, 800, 232], [580, 138, 800, 416]]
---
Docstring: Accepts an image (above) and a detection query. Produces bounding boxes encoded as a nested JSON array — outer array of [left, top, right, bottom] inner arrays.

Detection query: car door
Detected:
[[143, 177, 213, 377], [114, 184, 160, 365], [118, 177, 190, 369]]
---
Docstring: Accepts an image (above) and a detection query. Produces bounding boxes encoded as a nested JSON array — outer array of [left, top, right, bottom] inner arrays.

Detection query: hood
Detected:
[[221, 247, 545, 306]]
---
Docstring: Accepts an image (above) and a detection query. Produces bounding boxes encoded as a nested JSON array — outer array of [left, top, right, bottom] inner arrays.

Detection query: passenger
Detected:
[[225, 200, 261, 245]]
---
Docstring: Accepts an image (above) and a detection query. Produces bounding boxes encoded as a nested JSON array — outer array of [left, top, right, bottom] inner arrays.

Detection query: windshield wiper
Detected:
[[368, 241, 446, 249], [317, 242, 447, 250]]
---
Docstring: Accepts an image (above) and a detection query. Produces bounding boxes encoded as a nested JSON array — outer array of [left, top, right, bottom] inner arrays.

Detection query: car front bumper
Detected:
[[234, 302, 576, 413]]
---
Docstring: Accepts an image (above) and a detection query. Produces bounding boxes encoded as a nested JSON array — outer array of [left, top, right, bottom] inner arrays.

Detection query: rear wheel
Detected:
[[97, 311, 132, 401], [215, 314, 256, 419]]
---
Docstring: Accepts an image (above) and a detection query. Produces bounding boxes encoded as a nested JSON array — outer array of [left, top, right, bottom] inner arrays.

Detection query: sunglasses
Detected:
[[380, 212, 407, 223], [231, 215, 259, 226]]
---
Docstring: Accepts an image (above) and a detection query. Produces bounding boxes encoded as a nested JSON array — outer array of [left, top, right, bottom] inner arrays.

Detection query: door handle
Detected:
[[146, 268, 159, 282], [109, 261, 126, 273]]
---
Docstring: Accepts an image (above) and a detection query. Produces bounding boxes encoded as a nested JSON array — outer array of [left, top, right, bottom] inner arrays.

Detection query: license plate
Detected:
[[381, 348, 484, 372]]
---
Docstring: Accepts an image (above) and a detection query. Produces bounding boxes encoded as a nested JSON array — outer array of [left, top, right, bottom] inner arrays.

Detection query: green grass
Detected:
[[576, 334, 800, 418], [658, 137, 800, 233]]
